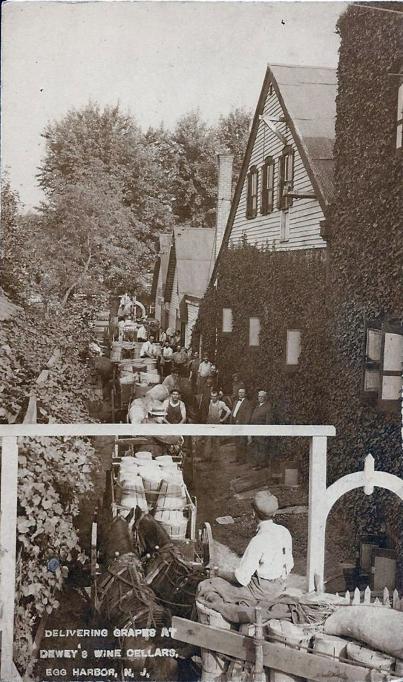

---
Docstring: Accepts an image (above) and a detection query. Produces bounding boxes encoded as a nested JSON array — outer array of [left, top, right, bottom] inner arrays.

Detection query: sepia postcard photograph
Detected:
[[0, 1, 402, 681]]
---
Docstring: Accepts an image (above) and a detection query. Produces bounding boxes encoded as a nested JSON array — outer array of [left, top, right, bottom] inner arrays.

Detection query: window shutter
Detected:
[[268, 160, 275, 212], [261, 163, 268, 214], [246, 171, 252, 218], [285, 149, 294, 210], [277, 154, 284, 210]]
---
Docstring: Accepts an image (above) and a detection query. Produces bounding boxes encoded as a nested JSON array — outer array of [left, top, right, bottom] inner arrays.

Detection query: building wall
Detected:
[[168, 269, 179, 332], [324, 5, 402, 584], [185, 302, 200, 348], [154, 267, 164, 324], [230, 87, 326, 250]]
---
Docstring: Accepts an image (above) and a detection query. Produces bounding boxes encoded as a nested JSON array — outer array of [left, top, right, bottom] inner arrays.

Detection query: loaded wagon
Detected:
[[91, 435, 212, 592], [171, 584, 403, 682]]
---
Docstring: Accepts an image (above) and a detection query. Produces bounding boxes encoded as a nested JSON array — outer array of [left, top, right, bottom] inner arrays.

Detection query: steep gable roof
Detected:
[[165, 226, 215, 302], [175, 226, 215, 300], [270, 64, 337, 206], [211, 63, 337, 282]]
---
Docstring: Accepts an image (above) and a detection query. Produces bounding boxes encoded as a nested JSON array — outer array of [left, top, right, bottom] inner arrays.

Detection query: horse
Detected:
[[96, 511, 179, 681], [132, 506, 208, 620]]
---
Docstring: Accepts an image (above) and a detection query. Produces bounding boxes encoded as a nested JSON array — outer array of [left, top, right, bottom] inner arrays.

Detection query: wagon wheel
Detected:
[[200, 521, 214, 568]]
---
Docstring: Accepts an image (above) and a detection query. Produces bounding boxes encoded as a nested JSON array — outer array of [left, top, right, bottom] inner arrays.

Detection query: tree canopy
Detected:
[[4, 102, 251, 309]]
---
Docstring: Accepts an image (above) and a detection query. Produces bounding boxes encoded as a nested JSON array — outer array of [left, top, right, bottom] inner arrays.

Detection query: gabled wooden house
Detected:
[[161, 226, 215, 346], [198, 64, 337, 393], [213, 63, 337, 259], [153, 152, 233, 346]]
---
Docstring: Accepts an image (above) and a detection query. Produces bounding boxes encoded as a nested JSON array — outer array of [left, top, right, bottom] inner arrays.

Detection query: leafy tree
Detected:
[[37, 102, 173, 239], [36, 169, 154, 306], [216, 107, 251, 189], [146, 108, 251, 230], [170, 111, 218, 228], [1, 172, 26, 298]]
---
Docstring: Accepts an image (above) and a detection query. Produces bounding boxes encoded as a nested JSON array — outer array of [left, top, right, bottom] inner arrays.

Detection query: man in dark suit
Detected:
[[250, 390, 272, 469], [231, 388, 252, 462]]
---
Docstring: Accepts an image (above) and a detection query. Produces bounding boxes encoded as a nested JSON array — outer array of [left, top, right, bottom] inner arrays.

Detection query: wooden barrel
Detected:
[[156, 479, 186, 511], [135, 451, 153, 461], [154, 510, 187, 540], [141, 467, 163, 508], [196, 601, 231, 682], [143, 358, 158, 371], [119, 475, 148, 513], [111, 342, 122, 362]]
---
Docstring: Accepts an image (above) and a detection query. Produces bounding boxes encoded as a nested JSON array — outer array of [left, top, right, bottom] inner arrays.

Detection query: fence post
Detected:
[[0, 436, 19, 681], [306, 436, 328, 592]]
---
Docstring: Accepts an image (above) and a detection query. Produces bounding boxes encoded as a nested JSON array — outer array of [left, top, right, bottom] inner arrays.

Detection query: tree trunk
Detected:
[[61, 246, 92, 308]]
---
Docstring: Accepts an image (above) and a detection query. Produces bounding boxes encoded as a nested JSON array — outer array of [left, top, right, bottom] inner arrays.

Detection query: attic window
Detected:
[[268, 83, 273, 96], [246, 166, 258, 219], [278, 145, 294, 211], [261, 157, 275, 215]]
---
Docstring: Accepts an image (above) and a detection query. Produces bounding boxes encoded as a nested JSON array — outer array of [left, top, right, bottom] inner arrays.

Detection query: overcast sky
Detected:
[[2, 1, 346, 208]]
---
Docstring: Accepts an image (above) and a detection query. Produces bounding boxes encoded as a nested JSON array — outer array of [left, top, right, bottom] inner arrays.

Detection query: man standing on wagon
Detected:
[[197, 491, 293, 608]]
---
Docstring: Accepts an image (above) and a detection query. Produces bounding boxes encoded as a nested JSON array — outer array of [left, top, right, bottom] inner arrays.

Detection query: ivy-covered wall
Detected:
[[325, 3, 402, 579], [198, 242, 329, 422], [197, 3, 402, 585]]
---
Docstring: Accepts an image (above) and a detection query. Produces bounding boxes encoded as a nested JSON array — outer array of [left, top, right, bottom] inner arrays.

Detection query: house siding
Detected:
[[168, 269, 179, 332], [154, 267, 164, 324], [185, 302, 199, 348], [230, 87, 326, 251]]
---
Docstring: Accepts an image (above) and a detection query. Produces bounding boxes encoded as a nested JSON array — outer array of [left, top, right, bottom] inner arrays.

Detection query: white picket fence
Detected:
[[338, 585, 403, 610]]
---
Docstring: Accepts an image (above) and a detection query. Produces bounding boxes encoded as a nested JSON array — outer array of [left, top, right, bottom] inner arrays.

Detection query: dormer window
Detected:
[[246, 166, 258, 219], [261, 157, 275, 215], [278, 145, 294, 211]]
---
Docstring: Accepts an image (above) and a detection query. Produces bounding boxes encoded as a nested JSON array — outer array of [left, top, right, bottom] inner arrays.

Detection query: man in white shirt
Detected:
[[207, 391, 231, 424], [160, 341, 173, 377], [197, 491, 293, 606], [197, 355, 213, 392], [203, 391, 232, 462], [140, 335, 158, 358]]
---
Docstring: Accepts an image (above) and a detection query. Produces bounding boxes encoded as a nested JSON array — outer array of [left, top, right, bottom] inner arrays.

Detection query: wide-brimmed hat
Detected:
[[252, 490, 278, 518]]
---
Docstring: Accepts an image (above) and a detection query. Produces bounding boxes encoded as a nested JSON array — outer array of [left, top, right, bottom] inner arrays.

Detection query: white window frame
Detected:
[[249, 317, 260, 347], [286, 329, 302, 366], [222, 308, 233, 333], [363, 323, 403, 408]]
